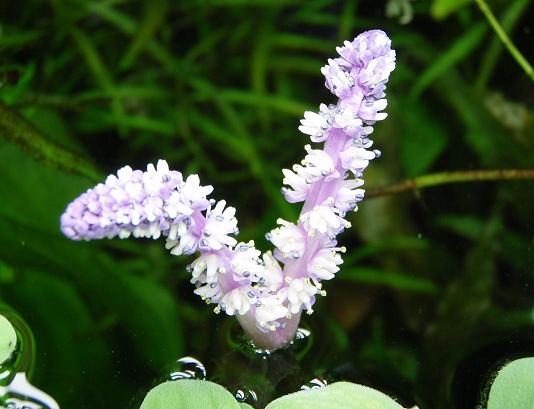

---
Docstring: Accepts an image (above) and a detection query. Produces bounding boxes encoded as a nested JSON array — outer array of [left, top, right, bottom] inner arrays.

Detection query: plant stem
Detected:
[[366, 169, 534, 198], [474, 0, 534, 82]]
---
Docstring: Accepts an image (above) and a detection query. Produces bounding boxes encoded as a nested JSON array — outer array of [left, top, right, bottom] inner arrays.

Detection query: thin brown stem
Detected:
[[366, 169, 534, 198]]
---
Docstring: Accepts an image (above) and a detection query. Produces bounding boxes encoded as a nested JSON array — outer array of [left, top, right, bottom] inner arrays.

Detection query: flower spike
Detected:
[[61, 29, 396, 351]]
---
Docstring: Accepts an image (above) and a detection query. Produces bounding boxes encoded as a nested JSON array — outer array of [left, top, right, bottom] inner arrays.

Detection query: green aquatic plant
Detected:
[[140, 380, 403, 409]]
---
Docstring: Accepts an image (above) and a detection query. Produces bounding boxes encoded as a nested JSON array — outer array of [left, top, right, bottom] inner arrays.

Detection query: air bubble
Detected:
[[234, 388, 258, 405], [300, 377, 328, 390], [168, 356, 206, 381]]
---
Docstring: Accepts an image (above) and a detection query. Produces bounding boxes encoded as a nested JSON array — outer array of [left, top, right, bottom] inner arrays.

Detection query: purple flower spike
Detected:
[[61, 160, 212, 241], [61, 30, 396, 351]]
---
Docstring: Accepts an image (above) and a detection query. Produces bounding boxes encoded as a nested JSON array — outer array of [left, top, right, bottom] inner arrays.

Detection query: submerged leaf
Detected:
[[265, 382, 403, 409], [140, 380, 241, 409]]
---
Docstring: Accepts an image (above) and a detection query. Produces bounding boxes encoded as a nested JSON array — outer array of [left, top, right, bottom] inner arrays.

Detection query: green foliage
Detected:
[[0, 314, 17, 365], [431, 0, 474, 20], [140, 380, 403, 409], [265, 382, 403, 409], [0, 0, 532, 408], [399, 101, 448, 177], [487, 357, 534, 409]]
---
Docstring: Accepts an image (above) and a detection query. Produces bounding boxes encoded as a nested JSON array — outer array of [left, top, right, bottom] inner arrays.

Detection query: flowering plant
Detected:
[[61, 30, 396, 350]]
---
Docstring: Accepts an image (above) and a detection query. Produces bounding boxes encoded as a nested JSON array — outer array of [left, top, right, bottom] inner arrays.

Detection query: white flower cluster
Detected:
[[261, 29, 396, 326]]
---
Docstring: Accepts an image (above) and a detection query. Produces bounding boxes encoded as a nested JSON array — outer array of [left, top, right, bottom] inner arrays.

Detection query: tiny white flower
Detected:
[[166, 220, 198, 255], [165, 191, 194, 218], [309, 247, 344, 280], [231, 241, 265, 281], [255, 293, 288, 328], [117, 165, 134, 183], [358, 98, 388, 122], [194, 282, 222, 303], [189, 252, 227, 282], [221, 287, 255, 316], [201, 200, 238, 251], [268, 219, 306, 259], [339, 146, 376, 175], [261, 251, 284, 290], [300, 204, 348, 236], [180, 174, 213, 211], [279, 278, 318, 315], [321, 58, 354, 99], [302, 145, 338, 181], [282, 168, 310, 203], [335, 179, 365, 212]]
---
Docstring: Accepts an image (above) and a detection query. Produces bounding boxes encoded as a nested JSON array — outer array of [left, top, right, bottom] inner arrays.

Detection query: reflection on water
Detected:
[[1, 373, 59, 409], [0, 312, 59, 409]]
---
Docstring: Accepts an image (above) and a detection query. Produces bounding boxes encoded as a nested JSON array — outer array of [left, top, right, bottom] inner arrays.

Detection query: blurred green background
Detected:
[[0, 0, 533, 408]]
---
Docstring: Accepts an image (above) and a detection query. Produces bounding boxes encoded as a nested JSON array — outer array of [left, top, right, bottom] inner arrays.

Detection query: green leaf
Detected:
[[410, 23, 487, 98], [0, 313, 17, 365], [487, 357, 534, 409], [6, 271, 110, 406], [238, 404, 254, 409], [265, 382, 403, 409], [431, 0, 473, 20], [340, 267, 438, 293], [140, 380, 241, 409], [119, 0, 169, 70], [119, 274, 183, 369], [0, 105, 100, 181], [399, 101, 448, 176]]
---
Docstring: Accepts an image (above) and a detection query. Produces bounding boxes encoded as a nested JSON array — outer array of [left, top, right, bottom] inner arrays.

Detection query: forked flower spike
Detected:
[[61, 30, 396, 350]]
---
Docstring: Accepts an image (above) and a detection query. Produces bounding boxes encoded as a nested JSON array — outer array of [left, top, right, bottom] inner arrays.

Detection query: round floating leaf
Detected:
[[140, 380, 241, 409], [487, 357, 534, 409], [238, 404, 254, 409], [265, 382, 403, 409], [0, 314, 17, 365]]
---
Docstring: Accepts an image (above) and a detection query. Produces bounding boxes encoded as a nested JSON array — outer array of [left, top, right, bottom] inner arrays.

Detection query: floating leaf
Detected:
[[265, 382, 403, 409], [140, 380, 241, 409], [487, 357, 534, 409], [0, 313, 17, 365]]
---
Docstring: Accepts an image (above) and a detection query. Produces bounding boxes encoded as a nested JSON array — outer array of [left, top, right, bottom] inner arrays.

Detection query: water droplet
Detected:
[[168, 356, 206, 380], [295, 328, 311, 340], [300, 377, 328, 390], [0, 373, 59, 408], [234, 388, 258, 405], [288, 328, 313, 358]]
